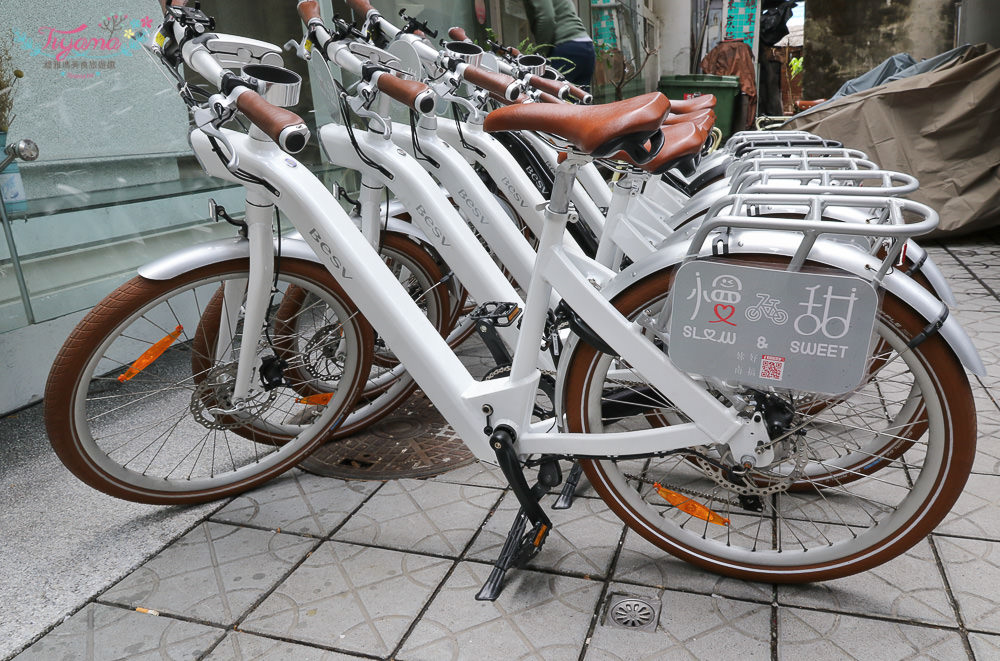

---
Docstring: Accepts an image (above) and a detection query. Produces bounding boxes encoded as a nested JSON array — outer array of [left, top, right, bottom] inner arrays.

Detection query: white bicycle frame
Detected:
[[191, 123, 755, 463]]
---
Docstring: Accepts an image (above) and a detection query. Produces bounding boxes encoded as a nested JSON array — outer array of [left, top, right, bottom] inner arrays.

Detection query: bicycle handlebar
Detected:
[[565, 84, 592, 105], [375, 73, 437, 113], [448, 26, 469, 42], [463, 65, 522, 102], [296, 0, 321, 23], [235, 90, 310, 152], [183, 42, 309, 154], [526, 75, 568, 100], [293, 3, 436, 114]]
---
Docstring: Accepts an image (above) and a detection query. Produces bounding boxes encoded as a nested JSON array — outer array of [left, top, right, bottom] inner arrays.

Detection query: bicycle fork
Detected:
[[215, 188, 276, 408]]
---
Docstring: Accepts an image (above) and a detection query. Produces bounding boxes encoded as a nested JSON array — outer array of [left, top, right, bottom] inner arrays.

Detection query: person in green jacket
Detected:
[[523, 0, 595, 88]]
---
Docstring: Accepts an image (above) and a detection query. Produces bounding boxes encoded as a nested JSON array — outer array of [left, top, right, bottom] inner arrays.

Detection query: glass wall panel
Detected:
[[0, 216, 30, 331], [2, 0, 336, 331]]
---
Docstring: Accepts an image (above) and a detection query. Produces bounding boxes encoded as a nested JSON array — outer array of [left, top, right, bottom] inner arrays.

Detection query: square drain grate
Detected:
[[603, 593, 660, 632]]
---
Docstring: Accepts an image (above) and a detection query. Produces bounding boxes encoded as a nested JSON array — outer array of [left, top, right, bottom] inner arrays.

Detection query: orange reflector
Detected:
[[295, 392, 334, 406], [533, 523, 549, 547], [118, 325, 183, 382], [654, 483, 730, 526]]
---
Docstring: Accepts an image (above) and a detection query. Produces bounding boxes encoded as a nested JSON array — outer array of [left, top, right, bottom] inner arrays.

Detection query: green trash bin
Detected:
[[658, 74, 741, 139]]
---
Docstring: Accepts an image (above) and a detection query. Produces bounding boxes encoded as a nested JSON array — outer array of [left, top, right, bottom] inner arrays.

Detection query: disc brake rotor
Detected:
[[190, 364, 277, 430]]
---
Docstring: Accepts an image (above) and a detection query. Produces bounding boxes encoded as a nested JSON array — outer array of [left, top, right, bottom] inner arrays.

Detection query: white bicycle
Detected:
[[45, 2, 980, 600]]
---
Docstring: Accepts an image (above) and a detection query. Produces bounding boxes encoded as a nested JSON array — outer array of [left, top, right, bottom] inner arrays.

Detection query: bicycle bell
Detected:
[[241, 64, 302, 107], [515, 54, 546, 77], [443, 41, 483, 68]]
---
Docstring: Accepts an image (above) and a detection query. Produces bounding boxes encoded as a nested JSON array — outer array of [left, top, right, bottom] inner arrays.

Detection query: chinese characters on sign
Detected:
[[669, 261, 879, 394]]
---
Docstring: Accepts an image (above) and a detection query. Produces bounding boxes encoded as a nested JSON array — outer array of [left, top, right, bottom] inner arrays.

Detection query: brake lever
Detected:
[[194, 94, 239, 172], [348, 83, 391, 137], [435, 82, 484, 123], [398, 9, 438, 38], [284, 36, 312, 61]]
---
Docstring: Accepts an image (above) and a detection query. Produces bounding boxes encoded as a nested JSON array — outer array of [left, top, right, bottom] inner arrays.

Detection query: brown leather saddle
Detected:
[[483, 92, 672, 165]]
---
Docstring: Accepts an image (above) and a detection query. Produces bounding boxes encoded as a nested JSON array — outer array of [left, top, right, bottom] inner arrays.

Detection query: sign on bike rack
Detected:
[[669, 261, 879, 394]]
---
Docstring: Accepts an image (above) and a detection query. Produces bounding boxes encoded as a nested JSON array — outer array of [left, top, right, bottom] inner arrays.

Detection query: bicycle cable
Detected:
[[334, 78, 394, 181], [451, 104, 486, 159], [205, 135, 281, 197], [408, 108, 440, 169]]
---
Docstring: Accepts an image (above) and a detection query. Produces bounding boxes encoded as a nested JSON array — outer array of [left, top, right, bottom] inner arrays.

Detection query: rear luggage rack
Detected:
[[738, 146, 870, 161], [727, 155, 879, 179], [686, 193, 939, 283], [729, 169, 919, 197]]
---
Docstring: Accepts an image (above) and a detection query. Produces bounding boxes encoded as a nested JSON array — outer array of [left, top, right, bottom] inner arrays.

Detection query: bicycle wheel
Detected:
[[560, 265, 976, 582], [45, 258, 373, 504], [267, 233, 450, 391], [289, 233, 451, 439]]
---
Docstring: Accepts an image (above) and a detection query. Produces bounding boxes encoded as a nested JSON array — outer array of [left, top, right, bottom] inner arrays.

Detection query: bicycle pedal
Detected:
[[514, 521, 550, 568], [469, 301, 521, 327]]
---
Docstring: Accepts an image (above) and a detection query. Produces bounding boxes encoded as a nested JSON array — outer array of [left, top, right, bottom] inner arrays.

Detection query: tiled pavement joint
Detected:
[[219, 479, 391, 647], [937, 241, 1000, 302], [387, 487, 509, 659], [576, 521, 630, 660], [4, 497, 235, 661], [974, 375, 1000, 412], [771, 584, 780, 661], [926, 533, 976, 659]]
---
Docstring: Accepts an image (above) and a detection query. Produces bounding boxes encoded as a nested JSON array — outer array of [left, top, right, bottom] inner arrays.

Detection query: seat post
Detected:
[[547, 153, 587, 217], [506, 152, 588, 384]]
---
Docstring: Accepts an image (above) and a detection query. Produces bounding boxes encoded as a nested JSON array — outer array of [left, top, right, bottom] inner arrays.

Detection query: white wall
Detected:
[[654, 0, 693, 76]]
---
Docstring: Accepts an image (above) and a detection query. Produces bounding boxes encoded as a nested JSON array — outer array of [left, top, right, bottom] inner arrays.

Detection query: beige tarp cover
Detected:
[[785, 45, 1000, 236]]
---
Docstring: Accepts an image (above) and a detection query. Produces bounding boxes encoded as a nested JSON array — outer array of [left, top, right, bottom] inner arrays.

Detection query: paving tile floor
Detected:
[[6, 231, 1000, 660]]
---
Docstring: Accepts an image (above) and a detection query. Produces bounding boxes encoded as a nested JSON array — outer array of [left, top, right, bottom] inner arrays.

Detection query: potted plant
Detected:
[[0, 28, 27, 214]]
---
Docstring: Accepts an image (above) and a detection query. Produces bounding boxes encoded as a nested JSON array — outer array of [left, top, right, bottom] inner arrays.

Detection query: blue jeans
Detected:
[[549, 40, 596, 89]]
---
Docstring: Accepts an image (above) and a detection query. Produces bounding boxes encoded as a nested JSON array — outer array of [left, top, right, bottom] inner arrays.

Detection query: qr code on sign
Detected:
[[759, 355, 785, 381]]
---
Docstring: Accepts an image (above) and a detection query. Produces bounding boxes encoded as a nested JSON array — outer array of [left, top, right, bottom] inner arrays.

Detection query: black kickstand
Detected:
[[476, 509, 528, 601], [552, 461, 584, 510], [477, 427, 559, 600], [475, 507, 551, 601]]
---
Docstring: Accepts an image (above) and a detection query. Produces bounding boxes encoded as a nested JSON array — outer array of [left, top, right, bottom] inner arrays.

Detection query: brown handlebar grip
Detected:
[[566, 84, 593, 105], [344, 0, 375, 16], [537, 92, 562, 104], [463, 65, 522, 102], [376, 74, 436, 114], [235, 90, 310, 153], [449, 26, 470, 42], [297, 0, 322, 23], [527, 75, 568, 100]]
